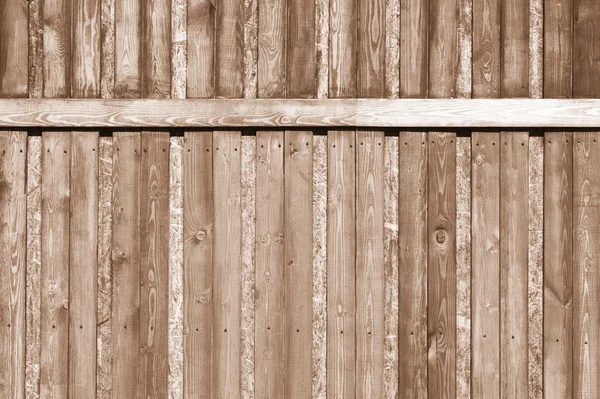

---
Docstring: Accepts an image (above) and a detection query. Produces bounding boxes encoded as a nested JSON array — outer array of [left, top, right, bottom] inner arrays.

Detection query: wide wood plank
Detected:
[[258, 0, 286, 98], [115, 0, 142, 97], [287, 0, 316, 98], [573, 132, 600, 398], [356, 130, 384, 397], [215, 0, 243, 97], [357, 0, 385, 97], [400, 0, 428, 98], [544, 0, 572, 98], [0, 0, 28, 97], [427, 132, 456, 398], [213, 131, 242, 398], [501, 0, 528, 97], [499, 131, 529, 398], [0, 132, 26, 398], [574, 0, 600, 97], [139, 132, 170, 396], [40, 132, 71, 398], [473, 0, 500, 98], [429, 0, 457, 98], [187, 0, 215, 98], [398, 131, 427, 398], [329, 0, 357, 98], [43, 0, 71, 97], [72, 0, 101, 97], [111, 132, 141, 398], [543, 132, 573, 399], [327, 130, 356, 398], [143, 0, 171, 98]]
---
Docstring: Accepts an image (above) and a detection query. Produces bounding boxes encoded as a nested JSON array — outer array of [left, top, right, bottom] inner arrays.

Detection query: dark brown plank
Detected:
[[429, 0, 457, 98], [215, 0, 243, 98], [501, 0, 529, 97], [544, 0, 572, 98], [115, 0, 141, 97], [187, 0, 215, 98], [329, 0, 357, 98], [287, 0, 316, 98], [574, 0, 600, 97], [43, 0, 71, 97], [473, 0, 500, 97], [72, 0, 101, 97], [258, 0, 286, 98], [0, 0, 28, 97], [143, 0, 171, 98], [400, 0, 428, 98], [357, 0, 385, 97]]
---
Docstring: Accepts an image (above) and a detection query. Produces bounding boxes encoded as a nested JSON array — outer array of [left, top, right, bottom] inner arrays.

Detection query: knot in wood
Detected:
[[274, 233, 283, 243], [436, 230, 446, 244], [475, 155, 484, 166], [195, 229, 207, 241]]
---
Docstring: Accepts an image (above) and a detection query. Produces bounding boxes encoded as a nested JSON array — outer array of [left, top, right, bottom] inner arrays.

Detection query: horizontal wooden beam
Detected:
[[0, 99, 599, 128]]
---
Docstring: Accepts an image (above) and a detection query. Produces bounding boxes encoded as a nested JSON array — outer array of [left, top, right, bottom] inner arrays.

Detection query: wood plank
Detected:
[[115, 0, 141, 97], [187, 0, 215, 98], [357, 0, 385, 97], [72, 0, 101, 97], [0, 0, 28, 96], [284, 130, 313, 396], [400, 0, 428, 98], [398, 131, 427, 398], [0, 131, 26, 398], [544, 0, 572, 98], [287, 0, 316, 98], [258, 0, 286, 98], [471, 132, 500, 398], [111, 132, 141, 398], [327, 130, 356, 398], [543, 132, 573, 399], [183, 132, 213, 398], [40, 132, 71, 398], [68, 132, 98, 398], [355, 130, 384, 397], [139, 132, 170, 396], [429, 0, 457, 98], [43, 0, 71, 97], [100, 0, 115, 98], [573, 132, 600, 398], [501, 0, 528, 97], [473, 0, 500, 97], [427, 132, 456, 398], [499, 131, 529, 398], [329, 0, 357, 98], [574, 0, 600, 97], [143, 0, 171, 98], [215, 0, 243, 97], [213, 131, 241, 398]]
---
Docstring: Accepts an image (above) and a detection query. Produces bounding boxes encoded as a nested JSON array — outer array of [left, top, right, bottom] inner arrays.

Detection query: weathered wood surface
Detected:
[[0, 0, 28, 97]]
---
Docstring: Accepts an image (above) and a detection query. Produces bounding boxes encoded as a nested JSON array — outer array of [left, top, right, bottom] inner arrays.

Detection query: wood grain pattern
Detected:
[[574, 0, 600, 97], [544, 0, 572, 98], [398, 131, 427, 398], [72, 0, 101, 97], [357, 0, 385, 97], [215, 0, 243, 97], [29, 0, 44, 98], [355, 130, 384, 397], [68, 132, 98, 398], [427, 132, 456, 398], [287, 0, 316, 98], [101, 0, 115, 98], [573, 132, 600, 398], [400, 0, 428, 98], [327, 130, 356, 398], [183, 132, 213, 398], [139, 132, 170, 397], [144, 0, 171, 98], [43, 0, 71, 98], [501, 0, 528, 97], [473, 0, 500, 98], [0, 132, 26, 399], [258, 0, 286, 98], [499, 131, 528, 398], [0, 0, 28, 97], [40, 132, 71, 398], [111, 132, 141, 398], [543, 132, 573, 399], [213, 131, 242, 398], [329, 0, 357, 98], [429, 0, 457, 98], [115, 0, 141, 97], [187, 0, 215, 98]]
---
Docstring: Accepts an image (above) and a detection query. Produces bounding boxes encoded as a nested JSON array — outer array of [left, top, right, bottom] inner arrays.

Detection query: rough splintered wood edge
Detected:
[[385, 0, 400, 99], [28, 0, 43, 99], [172, 0, 187, 99], [456, 136, 471, 398], [101, 0, 115, 99], [528, 136, 543, 399], [169, 137, 184, 399], [97, 137, 113, 399], [383, 136, 399, 398], [457, 0, 473, 98], [529, 0, 543, 99], [316, 0, 329, 99], [241, 136, 256, 399], [244, 0, 258, 99], [26, 136, 42, 399], [312, 134, 327, 399]]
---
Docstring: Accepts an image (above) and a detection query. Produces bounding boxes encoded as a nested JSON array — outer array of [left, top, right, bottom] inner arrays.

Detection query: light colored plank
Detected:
[[544, 0, 572, 98], [386, 0, 400, 99], [456, 0, 472, 98], [40, 132, 71, 398], [288, 0, 316, 98], [212, 130, 242, 398], [215, 0, 243, 97], [43, 0, 71, 97], [473, 0, 500, 98], [242, 0, 258, 100], [29, 0, 44, 98], [327, 130, 356, 398], [187, 0, 214, 98], [171, 0, 187, 99], [183, 132, 213, 398], [0, 0, 28, 97], [315, 0, 328, 99], [529, 0, 543, 98], [400, 0, 428, 97], [101, 0, 115, 98], [72, 0, 101, 97], [358, 0, 385, 97], [499, 131, 529, 398], [329, 0, 357, 98], [143, 0, 170, 98], [0, 131, 27, 398], [429, 0, 457, 98], [115, 0, 141, 97], [398, 131, 427, 398], [258, 0, 286, 98], [501, 0, 528, 97], [111, 132, 141, 398]]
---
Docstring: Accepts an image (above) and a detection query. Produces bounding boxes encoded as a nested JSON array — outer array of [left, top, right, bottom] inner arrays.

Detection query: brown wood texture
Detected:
[[0, 132, 26, 398], [429, 0, 457, 98], [0, 0, 28, 97], [400, 0, 428, 98], [143, 0, 171, 98], [43, 0, 71, 98], [72, 0, 101, 97], [287, 0, 316, 98], [473, 0, 500, 98], [501, 0, 529, 97], [357, 0, 385, 97], [544, 0, 572, 98], [398, 131, 428, 398], [115, 0, 142, 97], [215, 0, 243, 97], [574, 0, 600, 97], [187, 0, 215, 98], [329, 0, 357, 98], [258, 0, 286, 98]]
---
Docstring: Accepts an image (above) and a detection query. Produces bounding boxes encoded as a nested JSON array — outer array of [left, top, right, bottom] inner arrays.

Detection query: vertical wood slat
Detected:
[[115, 0, 141, 97], [258, 0, 286, 98], [357, 0, 385, 97], [0, 132, 26, 398], [544, 0, 572, 98], [427, 132, 456, 398], [187, 0, 215, 98], [68, 132, 98, 398], [573, 132, 600, 398], [40, 132, 71, 398], [215, 0, 244, 97], [72, 0, 101, 97], [182, 132, 213, 398], [428, 0, 457, 98], [327, 130, 356, 398], [111, 132, 141, 398], [143, 0, 171, 98], [574, 0, 600, 97], [43, 0, 71, 97], [284, 130, 313, 397], [0, 0, 28, 97], [355, 131, 384, 397], [398, 131, 427, 398], [213, 131, 242, 398], [501, 0, 529, 97], [499, 131, 529, 398], [400, 0, 428, 98], [329, 0, 357, 98], [473, 0, 500, 98], [139, 132, 170, 396], [287, 0, 316, 98]]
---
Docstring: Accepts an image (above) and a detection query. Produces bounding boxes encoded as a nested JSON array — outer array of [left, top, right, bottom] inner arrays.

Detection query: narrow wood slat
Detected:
[[254, 131, 285, 398], [111, 132, 141, 398], [400, 0, 428, 98], [0, 132, 26, 398], [139, 132, 170, 396], [471, 132, 500, 398], [215, 0, 243, 97], [0, 0, 28, 97], [258, 0, 286, 98], [183, 132, 213, 397], [284, 130, 313, 396], [115, 0, 141, 97], [544, 0, 572, 98], [287, 0, 316, 98], [327, 130, 356, 398], [573, 132, 600, 398], [398, 131, 427, 398], [329, 0, 357, 98], [72, 0, 101, 97], [543, 132, 573, 399], [187, 0, 215, 98], [357, 0, 385, 97], [355, 130, 385, 397], [501, 0, 528, 97], [213, 131, 242, 398], [473, 0, 500, 98], [43, 0, 71, 97], [428, 0, 457, 98], [427, 131, 456, 398], [143, 0, 171, 98], [499, 131, 529, 398], [40, 132, 71, 398], [574, 0, 600, 97]]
